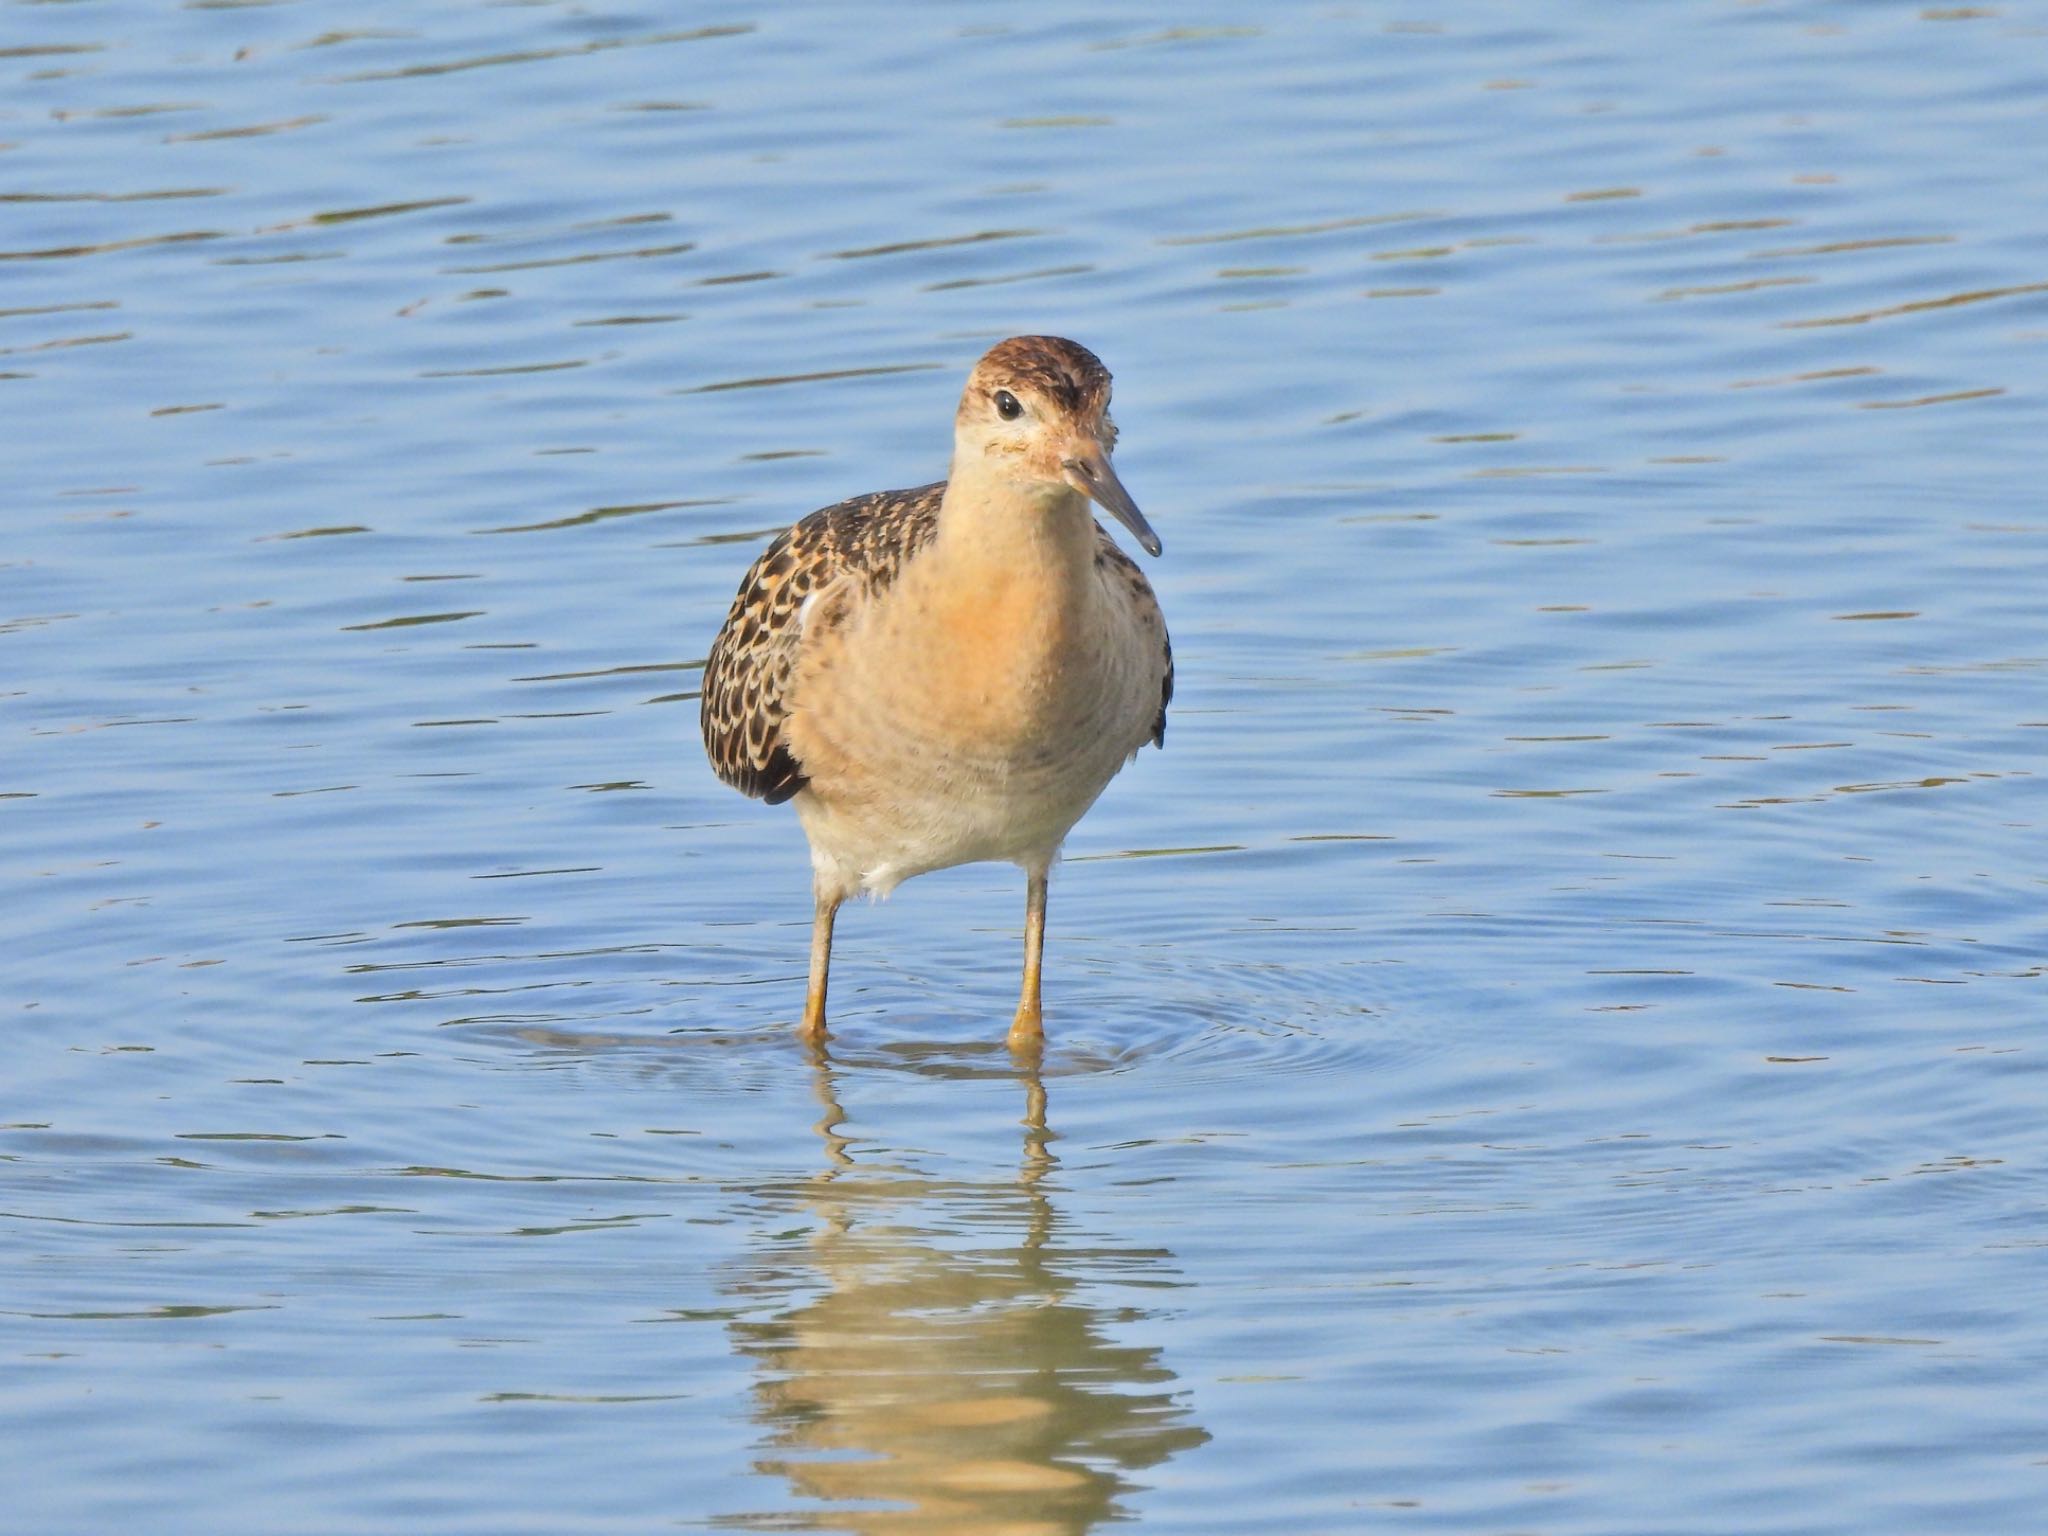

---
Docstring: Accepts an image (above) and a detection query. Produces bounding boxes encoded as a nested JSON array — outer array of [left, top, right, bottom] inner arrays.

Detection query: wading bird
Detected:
[[702, 336, 1171, 1047]]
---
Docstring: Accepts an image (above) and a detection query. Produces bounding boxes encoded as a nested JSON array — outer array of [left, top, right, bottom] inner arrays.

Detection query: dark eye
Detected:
[[994, 389, 1022, 421]]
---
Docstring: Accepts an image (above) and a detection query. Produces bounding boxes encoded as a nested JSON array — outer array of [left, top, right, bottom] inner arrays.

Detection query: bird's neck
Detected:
[[909, 462, 1100, 681], [933, 459, 1097, 580]]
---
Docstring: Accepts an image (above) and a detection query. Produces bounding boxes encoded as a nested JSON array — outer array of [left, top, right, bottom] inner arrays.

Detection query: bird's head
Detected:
[[952, 335, 1161, 557]]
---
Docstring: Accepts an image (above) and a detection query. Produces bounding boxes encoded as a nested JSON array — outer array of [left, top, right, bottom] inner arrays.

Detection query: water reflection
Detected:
[[719, 1048, 1207, 1533]]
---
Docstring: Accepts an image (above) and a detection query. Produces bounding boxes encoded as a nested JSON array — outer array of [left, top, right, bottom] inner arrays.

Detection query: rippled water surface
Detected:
[[7, 2, 2048, 1531]]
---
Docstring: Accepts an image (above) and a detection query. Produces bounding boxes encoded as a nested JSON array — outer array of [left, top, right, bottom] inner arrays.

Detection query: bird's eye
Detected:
[[994, 390, 1022, 421]]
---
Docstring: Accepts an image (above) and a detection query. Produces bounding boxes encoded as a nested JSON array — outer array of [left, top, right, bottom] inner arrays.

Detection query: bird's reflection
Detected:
[[718, 1042, 1207, 1533]]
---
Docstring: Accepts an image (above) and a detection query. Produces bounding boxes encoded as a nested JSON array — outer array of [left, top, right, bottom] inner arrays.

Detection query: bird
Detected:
[[701, 335, 1172, 1048]]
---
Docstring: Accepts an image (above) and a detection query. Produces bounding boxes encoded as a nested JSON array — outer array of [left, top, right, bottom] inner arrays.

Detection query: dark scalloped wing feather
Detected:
[[1093, 527, 1172, 748], [1155, 630, 1173, 747], [701, 482, 945, 802]]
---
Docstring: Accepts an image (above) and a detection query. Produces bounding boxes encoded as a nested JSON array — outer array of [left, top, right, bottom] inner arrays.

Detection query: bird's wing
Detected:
[[1094, 526, 1173, 748], [701, 482, 945, 804]]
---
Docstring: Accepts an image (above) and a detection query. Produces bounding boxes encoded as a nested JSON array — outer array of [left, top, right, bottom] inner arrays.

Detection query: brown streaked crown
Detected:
[[966, 335, 1112, 419]]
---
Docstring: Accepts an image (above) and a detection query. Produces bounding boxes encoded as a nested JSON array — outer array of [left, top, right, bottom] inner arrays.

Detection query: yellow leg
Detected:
[[801, 890, 839, 1042], [1008, 869, 1048, 1047]]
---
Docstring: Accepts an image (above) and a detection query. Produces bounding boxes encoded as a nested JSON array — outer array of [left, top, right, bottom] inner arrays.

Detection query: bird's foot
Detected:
[[1007, 1002, 1044, 1053]]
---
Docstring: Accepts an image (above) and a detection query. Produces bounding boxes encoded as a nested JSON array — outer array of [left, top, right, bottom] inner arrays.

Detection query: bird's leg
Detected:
[[801, 888, 840, 1042], [1009, 868, 1049, 1047]]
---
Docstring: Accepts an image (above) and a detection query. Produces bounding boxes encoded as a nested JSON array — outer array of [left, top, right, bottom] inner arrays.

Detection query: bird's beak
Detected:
[[1061, 445, 1162, 557]]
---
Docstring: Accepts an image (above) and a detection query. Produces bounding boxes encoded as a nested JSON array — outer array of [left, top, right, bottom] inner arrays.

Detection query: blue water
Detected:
[[6, 2, 2047, 1531]]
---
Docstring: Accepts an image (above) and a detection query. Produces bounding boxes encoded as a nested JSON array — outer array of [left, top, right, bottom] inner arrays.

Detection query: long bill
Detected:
[[1061, 447, 1162, 557]]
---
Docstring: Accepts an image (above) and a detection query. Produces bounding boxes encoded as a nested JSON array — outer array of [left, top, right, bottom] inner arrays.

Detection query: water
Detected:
[[6, 1, 2047, 1530]]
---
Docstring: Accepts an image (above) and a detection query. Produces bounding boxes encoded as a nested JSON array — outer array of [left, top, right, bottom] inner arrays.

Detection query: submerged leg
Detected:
[[801, 888, 840, 1042], [1009, 867, 1049, 1047]]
